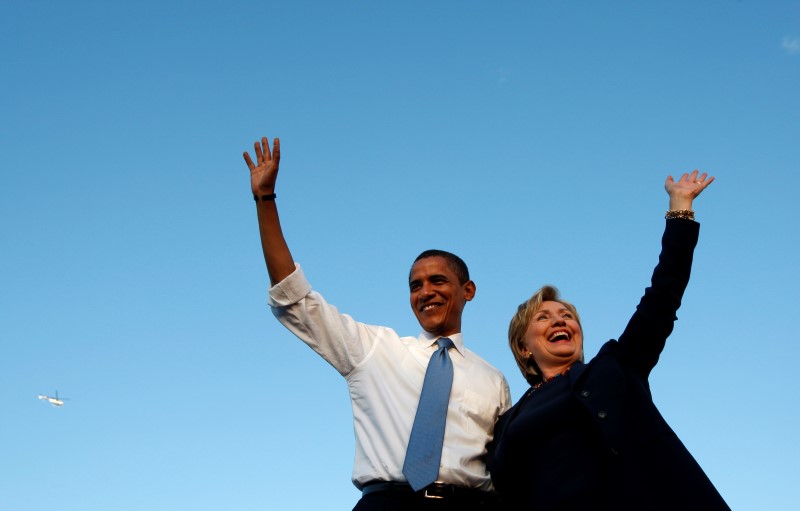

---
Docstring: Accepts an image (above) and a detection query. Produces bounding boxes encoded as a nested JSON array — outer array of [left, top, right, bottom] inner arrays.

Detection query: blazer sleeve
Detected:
[[615, 219, 700, 379]]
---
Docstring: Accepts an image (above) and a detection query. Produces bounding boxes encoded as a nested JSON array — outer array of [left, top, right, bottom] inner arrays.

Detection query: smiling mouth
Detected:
[[549, 331, 571, 342], [422, 304, 441, 312]]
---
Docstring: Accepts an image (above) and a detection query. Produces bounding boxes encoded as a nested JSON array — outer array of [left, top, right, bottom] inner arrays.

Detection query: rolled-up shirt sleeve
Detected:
[[268, 263, 378, 376], [268, 263, 312, 308]]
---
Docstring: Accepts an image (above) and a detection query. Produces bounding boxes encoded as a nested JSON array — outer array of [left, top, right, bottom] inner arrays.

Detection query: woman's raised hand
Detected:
[[665, 169, 714, 211]]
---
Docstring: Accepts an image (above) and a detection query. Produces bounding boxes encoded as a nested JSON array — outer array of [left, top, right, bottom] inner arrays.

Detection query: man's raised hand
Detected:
[[243, 137, 281, 195]]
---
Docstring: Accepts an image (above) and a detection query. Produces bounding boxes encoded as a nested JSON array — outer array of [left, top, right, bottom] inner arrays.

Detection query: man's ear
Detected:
[[463, 280, 476, 302]]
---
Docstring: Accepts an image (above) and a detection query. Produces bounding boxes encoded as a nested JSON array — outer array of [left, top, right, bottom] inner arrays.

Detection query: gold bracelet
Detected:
[[665, 209, 694, 221]]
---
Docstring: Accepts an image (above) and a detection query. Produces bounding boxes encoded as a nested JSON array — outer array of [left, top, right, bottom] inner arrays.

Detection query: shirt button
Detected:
[[580, 390, 590, 397], [597, 411, 607, 419]]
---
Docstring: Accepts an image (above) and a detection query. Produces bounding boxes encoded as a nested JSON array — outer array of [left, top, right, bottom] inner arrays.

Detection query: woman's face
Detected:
[[523, 300, 583, 374]]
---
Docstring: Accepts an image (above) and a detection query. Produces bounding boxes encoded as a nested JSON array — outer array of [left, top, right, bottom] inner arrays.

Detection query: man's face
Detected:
[[409, 256, 475, 337]]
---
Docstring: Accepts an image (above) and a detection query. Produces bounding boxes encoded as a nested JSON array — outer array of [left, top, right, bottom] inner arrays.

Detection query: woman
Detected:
[[489, 170, 730, 510]]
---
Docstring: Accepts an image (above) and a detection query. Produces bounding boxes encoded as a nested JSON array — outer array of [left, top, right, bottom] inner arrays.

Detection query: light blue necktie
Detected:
[[402, 337, 455, 491]]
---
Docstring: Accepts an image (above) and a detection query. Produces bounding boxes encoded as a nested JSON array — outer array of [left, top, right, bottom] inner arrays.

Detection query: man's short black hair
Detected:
[[412, 249, 471, 285]]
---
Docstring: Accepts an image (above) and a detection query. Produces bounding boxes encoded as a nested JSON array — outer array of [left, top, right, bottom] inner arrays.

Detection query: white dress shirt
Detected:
[[268, 264, 511, 491]]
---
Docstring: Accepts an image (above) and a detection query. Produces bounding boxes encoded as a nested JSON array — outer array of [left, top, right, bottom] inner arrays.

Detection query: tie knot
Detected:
[[437, 337, 454, 350]]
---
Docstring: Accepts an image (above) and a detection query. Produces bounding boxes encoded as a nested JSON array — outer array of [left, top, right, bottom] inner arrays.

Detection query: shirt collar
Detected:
[[417, 332, 466, 357]]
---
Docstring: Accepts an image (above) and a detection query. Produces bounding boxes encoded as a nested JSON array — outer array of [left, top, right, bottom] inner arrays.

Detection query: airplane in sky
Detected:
[[38, 391, 67, 407]]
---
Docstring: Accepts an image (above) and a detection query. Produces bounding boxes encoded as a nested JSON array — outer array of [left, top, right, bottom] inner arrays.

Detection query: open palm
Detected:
[[665, 169, 714, 201], [243, 137, 281, 194]]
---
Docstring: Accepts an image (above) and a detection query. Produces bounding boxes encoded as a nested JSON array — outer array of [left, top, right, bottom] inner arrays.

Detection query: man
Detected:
[[243, 136, 510, 510]]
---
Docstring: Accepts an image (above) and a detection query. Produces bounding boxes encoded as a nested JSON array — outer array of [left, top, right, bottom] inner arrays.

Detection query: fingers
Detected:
[[697, 175, 715, 193], [664, 175, 674, 192], [692, 171, 714, 188], [674, 170, 715, 186], [243, 151, 255, 169], [243, 136, 280, 171], [254, 139, 264, 164], [261, 137, 273, 162], [696, 173, 713, 184]]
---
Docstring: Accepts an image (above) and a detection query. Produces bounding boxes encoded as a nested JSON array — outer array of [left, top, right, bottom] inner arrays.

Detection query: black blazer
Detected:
[[490, 220, 730, 510]]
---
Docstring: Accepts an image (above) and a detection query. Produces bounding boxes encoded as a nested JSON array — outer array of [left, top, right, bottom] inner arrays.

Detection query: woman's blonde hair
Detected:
[[508, 285, 583, 385]]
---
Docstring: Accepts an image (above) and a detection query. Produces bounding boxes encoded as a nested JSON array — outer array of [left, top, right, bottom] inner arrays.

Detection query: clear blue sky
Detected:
[[2, 1, 798, 509]]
